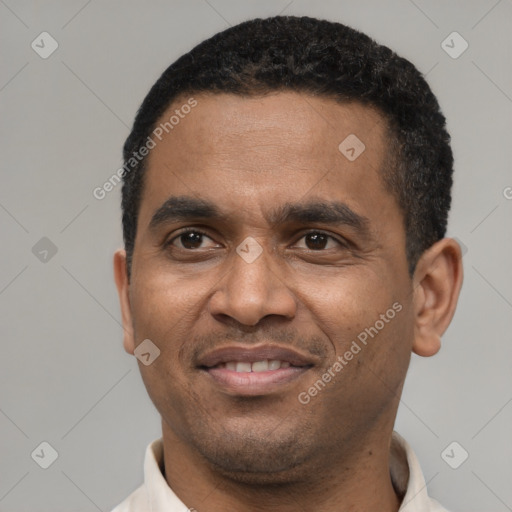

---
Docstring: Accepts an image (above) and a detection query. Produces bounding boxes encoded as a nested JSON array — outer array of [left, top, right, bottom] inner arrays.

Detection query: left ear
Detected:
[[411, 237, 464, 357]]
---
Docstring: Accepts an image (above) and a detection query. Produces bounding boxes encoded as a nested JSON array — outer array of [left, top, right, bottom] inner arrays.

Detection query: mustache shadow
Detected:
[[188, 327, 329, 362]]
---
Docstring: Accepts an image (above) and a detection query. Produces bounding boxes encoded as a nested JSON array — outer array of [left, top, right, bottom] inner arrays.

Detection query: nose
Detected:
[[207, 241, 297, 326]]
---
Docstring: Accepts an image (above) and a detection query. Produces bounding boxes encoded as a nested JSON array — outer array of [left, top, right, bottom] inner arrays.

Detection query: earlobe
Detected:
[[411, 238, 464, 357], [113, 249, 135, 355]]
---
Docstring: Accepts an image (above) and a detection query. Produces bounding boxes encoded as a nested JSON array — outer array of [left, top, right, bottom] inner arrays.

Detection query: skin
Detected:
[[114, 91, 463, 512]]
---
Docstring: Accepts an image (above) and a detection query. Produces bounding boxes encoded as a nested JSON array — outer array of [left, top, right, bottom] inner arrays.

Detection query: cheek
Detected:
[[128, 272, 202, 389], [303, 267, 413, 389], [302, 268, 398, 343], [306, 298, 413, 431], [129, 276, 202, 435], [130, 262, 211, 339]]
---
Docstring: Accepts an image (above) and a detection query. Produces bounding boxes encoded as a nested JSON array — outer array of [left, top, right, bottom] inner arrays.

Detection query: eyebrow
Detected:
[[149, 195, 371, 236], [149, 196, 229, 229]]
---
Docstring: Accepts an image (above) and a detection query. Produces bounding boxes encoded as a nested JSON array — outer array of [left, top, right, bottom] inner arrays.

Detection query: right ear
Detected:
[[113, 249, 135, 355]]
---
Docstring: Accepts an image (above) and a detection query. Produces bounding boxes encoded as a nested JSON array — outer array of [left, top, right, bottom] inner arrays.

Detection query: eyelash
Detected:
[[165, 227, 348, 251]]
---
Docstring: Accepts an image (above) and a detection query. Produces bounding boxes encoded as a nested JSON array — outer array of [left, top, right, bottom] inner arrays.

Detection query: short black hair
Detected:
[[121, 15, 453, 277]]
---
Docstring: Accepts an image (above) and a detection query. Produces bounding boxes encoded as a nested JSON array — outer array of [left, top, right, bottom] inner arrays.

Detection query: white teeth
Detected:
[[268, 359, 281, 370], [221, 360, 292, 372], [235, 362, 252, 373], [252, 360, 269, 372]]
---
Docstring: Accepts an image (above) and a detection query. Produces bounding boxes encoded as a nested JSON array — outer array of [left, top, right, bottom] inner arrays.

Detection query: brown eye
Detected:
[[295, 231, 344, 251], [168, 229, 217, 250], [179, 231, 204, 249], [304, 232, 329, 250]]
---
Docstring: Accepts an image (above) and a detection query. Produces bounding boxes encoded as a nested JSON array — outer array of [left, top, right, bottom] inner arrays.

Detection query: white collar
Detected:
[[111, 431, 449, 511]]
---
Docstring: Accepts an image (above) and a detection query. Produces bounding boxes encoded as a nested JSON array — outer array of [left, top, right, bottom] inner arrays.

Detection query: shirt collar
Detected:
[[392, 431, 447, 512], [125, 431, 448, 512]]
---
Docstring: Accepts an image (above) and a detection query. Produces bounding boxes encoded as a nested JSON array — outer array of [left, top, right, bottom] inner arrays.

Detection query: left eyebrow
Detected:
[[148, 195, 372, 239], [267, 200, 370, 234]]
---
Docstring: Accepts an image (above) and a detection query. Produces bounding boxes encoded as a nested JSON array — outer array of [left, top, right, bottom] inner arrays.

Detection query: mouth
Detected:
[[210, 360, 294, 372], [197, 345, 315, 396]]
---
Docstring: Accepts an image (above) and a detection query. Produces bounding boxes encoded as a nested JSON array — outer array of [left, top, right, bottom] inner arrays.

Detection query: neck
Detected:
[[161, 420, 401, 512]]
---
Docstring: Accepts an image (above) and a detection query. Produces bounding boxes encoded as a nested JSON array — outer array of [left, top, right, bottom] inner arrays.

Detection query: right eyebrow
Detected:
[[148, 196, 230, 232]]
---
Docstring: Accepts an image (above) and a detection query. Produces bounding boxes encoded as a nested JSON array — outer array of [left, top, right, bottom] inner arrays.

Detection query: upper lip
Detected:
[[197, 344, 316, 368]]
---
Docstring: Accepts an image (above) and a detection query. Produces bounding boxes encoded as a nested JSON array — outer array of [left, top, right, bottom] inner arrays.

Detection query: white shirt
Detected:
[[111, 431, 449, 512]]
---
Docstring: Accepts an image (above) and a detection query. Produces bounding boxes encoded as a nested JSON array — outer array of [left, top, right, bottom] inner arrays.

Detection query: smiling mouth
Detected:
[[197, 345, 315, 396], [207, 360, 296, 372]]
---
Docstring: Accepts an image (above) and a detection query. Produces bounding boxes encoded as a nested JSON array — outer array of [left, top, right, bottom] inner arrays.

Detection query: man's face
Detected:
[[123, 92, 416, 479]]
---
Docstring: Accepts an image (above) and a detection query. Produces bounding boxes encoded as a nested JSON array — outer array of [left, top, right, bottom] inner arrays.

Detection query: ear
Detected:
[[113, 249, 135, 355], [411, 238, 464, 357]]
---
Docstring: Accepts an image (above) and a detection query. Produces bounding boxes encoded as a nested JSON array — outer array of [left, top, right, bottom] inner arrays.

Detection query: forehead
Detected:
[[159, 92, 386, 168], [138, 91, 397, 233]]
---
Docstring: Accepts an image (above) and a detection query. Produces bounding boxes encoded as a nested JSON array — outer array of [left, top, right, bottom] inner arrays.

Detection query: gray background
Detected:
[[1, 1, 511, 511]]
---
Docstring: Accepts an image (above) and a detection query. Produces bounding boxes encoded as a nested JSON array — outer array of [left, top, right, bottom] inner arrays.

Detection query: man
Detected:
[[112, 15, 463, 512]]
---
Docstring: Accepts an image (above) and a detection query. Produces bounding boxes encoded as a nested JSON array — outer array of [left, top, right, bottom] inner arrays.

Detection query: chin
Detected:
[[194, 429, 315, 485]]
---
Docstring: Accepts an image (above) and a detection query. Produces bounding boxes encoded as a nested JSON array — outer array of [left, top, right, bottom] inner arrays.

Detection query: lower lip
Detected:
[[203, 366, 310, 396]]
